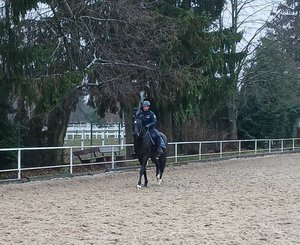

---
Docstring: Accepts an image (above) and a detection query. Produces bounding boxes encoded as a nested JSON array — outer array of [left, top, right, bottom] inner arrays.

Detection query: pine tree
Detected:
[[238, 0, 300, 138]]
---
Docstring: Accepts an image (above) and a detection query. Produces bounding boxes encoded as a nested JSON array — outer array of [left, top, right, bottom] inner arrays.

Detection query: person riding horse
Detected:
[[133, 100, 167, 188], [138, 100, 163, 157]]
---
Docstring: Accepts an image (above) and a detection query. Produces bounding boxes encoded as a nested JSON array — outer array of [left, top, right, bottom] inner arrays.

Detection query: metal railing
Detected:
[[0, 138, 299, 181]]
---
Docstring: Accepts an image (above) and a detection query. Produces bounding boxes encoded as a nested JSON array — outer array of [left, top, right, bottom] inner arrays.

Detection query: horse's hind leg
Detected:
[[158, 157, 166, 186], [151, 157, 160, 182]]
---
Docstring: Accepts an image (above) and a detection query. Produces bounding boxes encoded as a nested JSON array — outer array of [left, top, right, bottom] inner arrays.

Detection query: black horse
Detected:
[[132, 115, 167, 189]]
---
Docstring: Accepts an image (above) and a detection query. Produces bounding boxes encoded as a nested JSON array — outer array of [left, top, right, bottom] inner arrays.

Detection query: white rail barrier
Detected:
[[0, 138, 299, 181], [64, 124, 126, 148], [65, 123, 125, 140], [65, 129, 126, 140]]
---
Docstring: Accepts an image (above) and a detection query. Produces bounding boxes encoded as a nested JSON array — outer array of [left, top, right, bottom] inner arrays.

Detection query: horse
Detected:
[[132, 116, 167, 189]]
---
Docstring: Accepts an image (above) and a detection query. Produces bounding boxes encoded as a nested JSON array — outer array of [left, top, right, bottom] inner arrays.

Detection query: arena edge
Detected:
[[0, 138, 300, 183]]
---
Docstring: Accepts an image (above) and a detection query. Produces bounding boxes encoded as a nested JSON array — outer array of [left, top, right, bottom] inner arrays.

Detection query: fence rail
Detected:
[[64, 123, 126, 147], [1, 138, 300, 182], [65, 123, 125, 140], [65, 129, 126, 140]]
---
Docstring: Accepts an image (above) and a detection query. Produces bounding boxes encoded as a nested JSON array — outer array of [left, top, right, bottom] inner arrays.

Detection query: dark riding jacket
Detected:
[[139, 110, 157, 130], [137, 109, 164, 150]]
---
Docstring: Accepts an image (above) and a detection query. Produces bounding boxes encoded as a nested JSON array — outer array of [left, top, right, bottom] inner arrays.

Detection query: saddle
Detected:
[[148, 131, 166, 149]]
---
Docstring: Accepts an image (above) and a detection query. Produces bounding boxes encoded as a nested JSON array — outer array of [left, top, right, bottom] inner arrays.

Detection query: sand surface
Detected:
[[1, 153, 300, 245]]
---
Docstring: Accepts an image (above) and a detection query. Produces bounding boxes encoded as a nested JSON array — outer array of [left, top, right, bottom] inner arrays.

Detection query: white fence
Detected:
[[0, 138, 300, 182], [65, 123, 125, 140]]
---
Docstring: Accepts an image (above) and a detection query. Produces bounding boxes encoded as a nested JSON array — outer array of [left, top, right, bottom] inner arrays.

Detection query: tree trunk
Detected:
[[227, 97, 238, 140], [22, 91, 78, 167], [46, 93, 78, 163]]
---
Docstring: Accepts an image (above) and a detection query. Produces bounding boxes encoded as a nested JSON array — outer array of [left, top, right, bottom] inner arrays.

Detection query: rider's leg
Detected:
[[152, 129, 163, 156]]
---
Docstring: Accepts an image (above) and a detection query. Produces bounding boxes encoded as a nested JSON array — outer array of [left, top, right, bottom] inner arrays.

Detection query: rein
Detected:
[[133, 118, 155, 145], [146, 130, 155, 145]]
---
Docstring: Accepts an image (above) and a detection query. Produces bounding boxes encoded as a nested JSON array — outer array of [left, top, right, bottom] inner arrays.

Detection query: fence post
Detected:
[[199, 142, 202, 160], [81, 138, 84, 150], [220, 141, 223, 158], [269, 140, 271, 153], [69, 147, 73, 174], [255, 140, 257, 154], [18, 149, 21, 180], [90, 122, 93, 146], [121, 139, 124, 150], [112, 146, 115, 169], [175, 143, 178, 163], [238, 140, 241, 156], [81, 129, 84, 140], [292, 138, 295, 151], [281, 139, 284, 152]]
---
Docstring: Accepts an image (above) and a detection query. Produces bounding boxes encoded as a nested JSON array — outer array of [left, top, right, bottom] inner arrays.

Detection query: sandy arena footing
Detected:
[[1, 153, 299, 244]]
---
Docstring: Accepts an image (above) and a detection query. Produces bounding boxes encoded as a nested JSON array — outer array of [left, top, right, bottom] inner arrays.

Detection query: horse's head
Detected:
[[132, 107, 143, 138], [133, 117, 143, 138]]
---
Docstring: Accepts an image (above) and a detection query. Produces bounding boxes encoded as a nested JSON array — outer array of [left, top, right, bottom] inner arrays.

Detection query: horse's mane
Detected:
[[133, 108, 142, 118]]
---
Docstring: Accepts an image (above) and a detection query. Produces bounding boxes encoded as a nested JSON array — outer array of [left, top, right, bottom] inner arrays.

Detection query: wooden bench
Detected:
[[73, 146, 121, 164], [98, 146, 126, 166]]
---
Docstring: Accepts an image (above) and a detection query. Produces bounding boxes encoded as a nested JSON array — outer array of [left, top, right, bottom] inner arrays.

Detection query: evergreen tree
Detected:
[[0, 0, 40, 168], [0, 0, 227, 168], [238, 0, 300, 139], [143, 0, 225, 142]]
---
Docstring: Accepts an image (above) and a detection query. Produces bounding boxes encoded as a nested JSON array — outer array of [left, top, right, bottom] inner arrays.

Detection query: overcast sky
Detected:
[[222, 0, 282, 52]]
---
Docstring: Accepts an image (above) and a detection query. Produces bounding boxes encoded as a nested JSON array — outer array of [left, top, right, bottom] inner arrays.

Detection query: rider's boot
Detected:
[[155, 136, 163, 157], [157, 147, 163, 157]]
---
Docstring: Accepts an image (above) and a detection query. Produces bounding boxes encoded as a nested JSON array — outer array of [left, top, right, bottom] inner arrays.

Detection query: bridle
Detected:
[[133, 117, 143, 138], [133, 117, 155, 147]]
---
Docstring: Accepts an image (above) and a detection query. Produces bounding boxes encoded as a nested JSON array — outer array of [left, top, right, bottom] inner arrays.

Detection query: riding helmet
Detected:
[[142, 100, 151, 107]]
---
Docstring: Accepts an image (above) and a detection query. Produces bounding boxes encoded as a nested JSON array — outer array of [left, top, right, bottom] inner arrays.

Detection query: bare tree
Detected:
[[216, 0, 280, 139]]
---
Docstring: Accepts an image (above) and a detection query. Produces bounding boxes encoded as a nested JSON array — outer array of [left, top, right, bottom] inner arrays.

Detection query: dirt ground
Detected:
[[0, 153, 299, 245]]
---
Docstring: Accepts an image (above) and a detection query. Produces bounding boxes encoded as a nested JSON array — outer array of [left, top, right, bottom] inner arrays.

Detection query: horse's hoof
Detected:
[[158, 179, 162, 186], [137, 185, 142, 189], [156, 174, 160, 181]]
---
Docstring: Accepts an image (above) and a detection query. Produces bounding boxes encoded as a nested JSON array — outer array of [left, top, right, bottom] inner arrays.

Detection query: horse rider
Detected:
[[139, 100, 163, 156]]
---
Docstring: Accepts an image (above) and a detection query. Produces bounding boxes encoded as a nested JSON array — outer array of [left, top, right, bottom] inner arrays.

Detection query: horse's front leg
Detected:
[[144, 166, 148, 187], [137, 165, 143, 189], [137, 157, 148, 189]]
